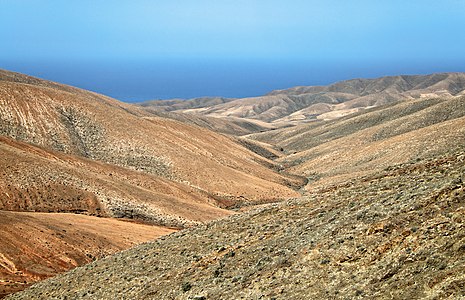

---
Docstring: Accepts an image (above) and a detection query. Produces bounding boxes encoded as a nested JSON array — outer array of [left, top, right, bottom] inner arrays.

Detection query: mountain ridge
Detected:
[[138, 72, 465, 128]]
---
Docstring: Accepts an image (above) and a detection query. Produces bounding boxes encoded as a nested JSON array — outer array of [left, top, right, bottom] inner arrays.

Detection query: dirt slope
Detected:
[[249, 96, 465, 187], [7, 149, 464, 299], [0, 69, 303, 213], [3, 70, 465, 299], [0, 211, 175, 298], [0, 69, 303, 298], [0, 136, 233, 227]]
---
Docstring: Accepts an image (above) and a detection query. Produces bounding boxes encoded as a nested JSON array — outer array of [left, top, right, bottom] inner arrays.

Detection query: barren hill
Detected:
[[140, 73, 465, 127], [248, 96, 465, 188], [8, 147, 464, 299], [0, 135, 231, 227], [0, 69, 303, 214], [138, 97, 277, 136], [3, 70, 465, 299], [138, 97, 235, 112], [0, 69, 305, 297], [0, 211, 175, 298]]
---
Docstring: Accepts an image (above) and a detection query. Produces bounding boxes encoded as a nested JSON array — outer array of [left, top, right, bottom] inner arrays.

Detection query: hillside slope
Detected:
[[8, 149, 464, 299], [0, 136, 231, 227], [0, 69, 303, 216], [0, 211, 175, 298], [3, 71, 465, 299], [248, 96, 465, 188], [0, 69, 303, 298], [144, 73, 465, 126]]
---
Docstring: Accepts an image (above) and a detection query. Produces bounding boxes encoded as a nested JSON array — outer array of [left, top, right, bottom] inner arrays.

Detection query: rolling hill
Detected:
[[248, 96, 465, 188], [139, 73, 465, 127], [0, 69, 305, 297], [0, 69, 303, 217], [8, 143, 464, 299], [2, 69, 465, 299]]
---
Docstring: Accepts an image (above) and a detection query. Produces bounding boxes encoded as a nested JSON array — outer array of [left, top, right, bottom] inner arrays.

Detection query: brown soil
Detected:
[[0, 211, 175, 298], [0, 69, 305, 297], [2, 69, 465, 299], [0, 70, 303, 208]]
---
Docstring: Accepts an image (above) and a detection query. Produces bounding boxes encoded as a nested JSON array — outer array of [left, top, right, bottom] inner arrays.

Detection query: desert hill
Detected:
[[138, 97, 277, 136], [8, 146, 464, 299], [142, 110, 274, 136], [0, 69, 305, 297], [248, 96, 465, 188], [139, 73, 465, 127], [138, 97, 235, 112], [0, 135, 231, 227], [2, 70, 465, 299], [0, 69, 303, 211]]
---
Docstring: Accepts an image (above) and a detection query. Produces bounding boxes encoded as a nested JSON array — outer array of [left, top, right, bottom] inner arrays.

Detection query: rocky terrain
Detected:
[[7, 148, 464, 299], [2, 69, 465, 298], [139, 73, 465, 127]]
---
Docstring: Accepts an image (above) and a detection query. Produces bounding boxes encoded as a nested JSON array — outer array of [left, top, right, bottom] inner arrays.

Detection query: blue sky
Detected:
[[1, 1, 465, 101]]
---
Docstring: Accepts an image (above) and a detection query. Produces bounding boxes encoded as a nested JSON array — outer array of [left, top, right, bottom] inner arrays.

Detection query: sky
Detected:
[[1, 0, 465, 101]]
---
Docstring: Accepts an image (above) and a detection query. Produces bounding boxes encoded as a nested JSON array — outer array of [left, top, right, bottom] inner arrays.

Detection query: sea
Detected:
[[1, 58, 461, 103]]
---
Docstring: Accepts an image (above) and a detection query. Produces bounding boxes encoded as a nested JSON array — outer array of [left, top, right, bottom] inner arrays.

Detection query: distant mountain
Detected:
[[137, 97, 275, 135], [138, 97, 235, 112], [140, 73, 465, 128]]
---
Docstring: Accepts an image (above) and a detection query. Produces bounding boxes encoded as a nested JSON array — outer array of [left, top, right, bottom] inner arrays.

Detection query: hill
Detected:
[[8, 148, 464, 299], [248, 96, 465, 188], [140, 73, 465, 127], [137, 97, 279, 136], [138, 97, 236, 112], [0, 211, 174, 298], [3, 70, 465, 299], [0, 69, 304, 297], [0, 69, 303, 218]]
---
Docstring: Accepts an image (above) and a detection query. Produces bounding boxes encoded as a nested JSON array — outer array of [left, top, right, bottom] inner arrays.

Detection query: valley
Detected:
[[1, 69, 464, 298]]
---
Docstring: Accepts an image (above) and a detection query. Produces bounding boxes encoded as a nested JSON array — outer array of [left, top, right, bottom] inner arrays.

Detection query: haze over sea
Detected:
[[1, 1, 465, 102], [2, 59, 464, 103]]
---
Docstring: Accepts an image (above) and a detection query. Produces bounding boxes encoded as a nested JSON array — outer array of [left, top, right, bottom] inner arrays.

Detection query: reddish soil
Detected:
[[0, 211, 176, 298]]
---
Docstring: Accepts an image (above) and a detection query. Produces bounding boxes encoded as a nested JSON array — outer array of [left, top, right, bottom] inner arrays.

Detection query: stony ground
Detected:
[[8, 149, 464, 299]]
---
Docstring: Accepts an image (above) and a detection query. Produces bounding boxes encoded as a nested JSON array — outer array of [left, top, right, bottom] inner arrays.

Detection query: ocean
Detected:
[[1, 58, 461, 103]]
